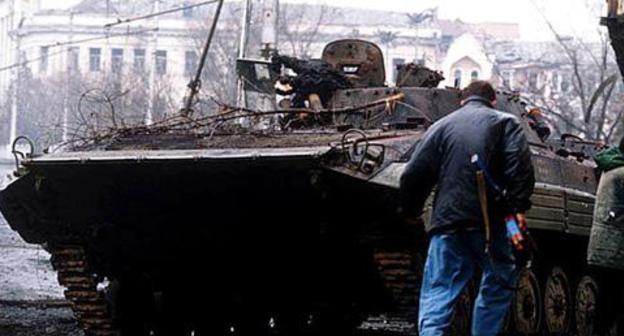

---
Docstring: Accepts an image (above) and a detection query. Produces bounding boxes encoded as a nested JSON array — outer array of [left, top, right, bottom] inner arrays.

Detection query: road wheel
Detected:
[[575, 275, 600, 336], [513, 268, 542, 334], [606, 315, 624, 336], [544, 267, 572, 333]]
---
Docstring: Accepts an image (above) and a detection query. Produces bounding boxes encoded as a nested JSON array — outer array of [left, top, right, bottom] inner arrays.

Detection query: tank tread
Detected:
[[51, 246, 117, 336], [358, 314, 417, 335], [373, 251, 421, 318]]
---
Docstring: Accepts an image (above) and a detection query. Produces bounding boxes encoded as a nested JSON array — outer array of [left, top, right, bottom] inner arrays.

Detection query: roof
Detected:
[[69, 0, 519, 41], [486, 39, 602, 66]]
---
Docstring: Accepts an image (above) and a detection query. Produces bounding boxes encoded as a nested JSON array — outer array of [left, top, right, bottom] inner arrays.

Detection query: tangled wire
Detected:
[[56, 91, 410, 151]]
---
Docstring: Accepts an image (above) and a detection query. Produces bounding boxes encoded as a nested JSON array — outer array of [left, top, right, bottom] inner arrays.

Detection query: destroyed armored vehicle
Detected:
[[0, 37, 606, 336]]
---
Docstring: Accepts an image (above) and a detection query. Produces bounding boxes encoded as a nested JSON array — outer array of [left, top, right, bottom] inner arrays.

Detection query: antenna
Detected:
[[180, 0, 224, 117]]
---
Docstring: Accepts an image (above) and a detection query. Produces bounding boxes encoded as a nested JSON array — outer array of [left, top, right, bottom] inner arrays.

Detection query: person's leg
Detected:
[[419, 233, 475, 336], [472, 231, 518, 336]]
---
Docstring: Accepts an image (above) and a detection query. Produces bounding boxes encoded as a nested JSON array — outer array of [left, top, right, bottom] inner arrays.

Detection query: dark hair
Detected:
[[460, 80, 496, 102]]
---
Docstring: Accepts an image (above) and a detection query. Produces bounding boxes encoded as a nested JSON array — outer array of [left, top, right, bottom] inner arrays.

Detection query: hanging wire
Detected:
[[0, 28, 158, 73], [104, 0, 220, 28]]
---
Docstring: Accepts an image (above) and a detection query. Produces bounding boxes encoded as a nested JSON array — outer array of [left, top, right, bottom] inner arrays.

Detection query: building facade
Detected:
[[0, 0, 525, 150]]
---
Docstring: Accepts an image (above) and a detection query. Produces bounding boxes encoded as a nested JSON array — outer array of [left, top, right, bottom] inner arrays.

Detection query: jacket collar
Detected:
[[462, 95, 494, 108]]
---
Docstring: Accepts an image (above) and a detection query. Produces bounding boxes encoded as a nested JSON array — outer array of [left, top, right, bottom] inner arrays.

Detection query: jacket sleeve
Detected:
[[501, 118, 535, 212], [399, 127, 442, 218]]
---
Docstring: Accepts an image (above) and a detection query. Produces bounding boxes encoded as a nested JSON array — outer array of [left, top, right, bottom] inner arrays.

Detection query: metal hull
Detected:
[[0, 146, 407, 334], [0, 86, 609, 335]]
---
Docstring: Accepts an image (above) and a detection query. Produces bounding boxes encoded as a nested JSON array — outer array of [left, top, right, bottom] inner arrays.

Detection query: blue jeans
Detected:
[[418, 230, 517, 336]]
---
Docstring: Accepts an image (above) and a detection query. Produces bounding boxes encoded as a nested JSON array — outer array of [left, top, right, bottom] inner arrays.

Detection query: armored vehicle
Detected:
[[0, 38, 605, 336]]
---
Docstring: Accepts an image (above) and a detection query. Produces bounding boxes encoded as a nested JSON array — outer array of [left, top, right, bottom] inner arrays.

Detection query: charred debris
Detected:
[[0, 5, 618, 335]]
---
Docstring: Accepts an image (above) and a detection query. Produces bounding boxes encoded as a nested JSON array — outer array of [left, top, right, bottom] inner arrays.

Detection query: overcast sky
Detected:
[[282, 0, 606, 41], [46, 0, 607, 42]]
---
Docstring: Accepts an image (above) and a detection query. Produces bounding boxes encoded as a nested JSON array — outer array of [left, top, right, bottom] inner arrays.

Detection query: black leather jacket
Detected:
[[400, 96, 535, 234]]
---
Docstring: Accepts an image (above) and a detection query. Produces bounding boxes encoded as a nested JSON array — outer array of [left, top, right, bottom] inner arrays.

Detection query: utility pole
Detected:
[[260, 0, 278, 59], [146, 0, 160, 125], [235, 0, 252, 108], [259, 0, 278, 116], [62, 11, 74, 142], [8, 0, 22, 152]]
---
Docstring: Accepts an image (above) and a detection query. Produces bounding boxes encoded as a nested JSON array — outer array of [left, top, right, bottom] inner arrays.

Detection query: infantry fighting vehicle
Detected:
[[0, 36, 606, 335]]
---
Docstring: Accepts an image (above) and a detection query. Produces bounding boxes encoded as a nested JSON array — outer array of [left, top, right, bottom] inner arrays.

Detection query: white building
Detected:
[[0, 0, 521, 150], [0, 0, 226, 150], [6, 0, 208, 118], [0, 0, 82, 104], [440, 33, 494, 88]]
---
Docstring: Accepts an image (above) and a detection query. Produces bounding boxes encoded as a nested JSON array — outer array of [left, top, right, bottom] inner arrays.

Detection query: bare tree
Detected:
[[524, 15, 622, 142], [3, 53, 180, 149], [375, 30, 400, 61], [480, 0, 623, 143], [185, 4, 253, 114], [278, 3, 337, 59]]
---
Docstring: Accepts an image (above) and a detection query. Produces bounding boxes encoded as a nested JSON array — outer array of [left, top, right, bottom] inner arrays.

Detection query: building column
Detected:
[[7, 0, 22, 153]]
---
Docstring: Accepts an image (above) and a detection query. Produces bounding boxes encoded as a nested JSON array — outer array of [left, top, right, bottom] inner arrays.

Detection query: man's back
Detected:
[[400, 95, 534, 234]]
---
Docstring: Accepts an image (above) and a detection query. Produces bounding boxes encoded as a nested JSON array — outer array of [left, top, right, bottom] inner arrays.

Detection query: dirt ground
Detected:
[[0, 301, 82, 336], [0, 164, 83, 336]]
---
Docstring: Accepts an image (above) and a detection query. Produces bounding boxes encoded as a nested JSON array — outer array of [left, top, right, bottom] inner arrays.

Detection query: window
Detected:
[[89, 48, 101, 72], [183, 2, 194, 18], [501, 70, 514, 90], [528, 72, 538, 90], [134, 48, 146, 71], [471, 70, 479, 81], [156, 50, 167, 75], [185, 51, 198, 76], [561, 75, 571, 92], [453, 69, 462, 88], [111, 48, 124, 74], [68, 47, 79, 72], [551, 72, 560, 92], [40, 46, 49, 73]]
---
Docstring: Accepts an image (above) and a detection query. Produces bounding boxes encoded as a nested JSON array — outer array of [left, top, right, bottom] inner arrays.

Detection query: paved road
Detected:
[[0, 164, 83, 335]]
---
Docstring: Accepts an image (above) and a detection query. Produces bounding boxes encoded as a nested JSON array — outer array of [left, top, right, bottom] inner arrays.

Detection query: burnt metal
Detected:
[[543, 267, 573, 333], [321, 39, 386, 88], [51, 246, 115, 336], [548, 134, 606, 162], [513, 269, 542, 334], [236, 58, 279, 94], [0, 38, 606, 335], [395, 63, 444, 88], [181, 0, 224, 117], [575, 275, 600, 336]]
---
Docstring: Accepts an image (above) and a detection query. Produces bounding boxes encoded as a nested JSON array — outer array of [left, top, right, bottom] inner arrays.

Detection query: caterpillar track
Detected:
[[373, 251, 420, 318], [355, 251, 422, 335], [50, 246, 117, 336]]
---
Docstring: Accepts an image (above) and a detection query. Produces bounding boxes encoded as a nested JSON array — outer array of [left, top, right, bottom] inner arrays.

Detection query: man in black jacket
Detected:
[[400, 81, 535, 336]]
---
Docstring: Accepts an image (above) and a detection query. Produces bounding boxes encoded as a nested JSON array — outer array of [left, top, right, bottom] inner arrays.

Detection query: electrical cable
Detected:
[[0, 29, 157, 73], [104, 0, 220, 28], [42, 28, 158, 49]]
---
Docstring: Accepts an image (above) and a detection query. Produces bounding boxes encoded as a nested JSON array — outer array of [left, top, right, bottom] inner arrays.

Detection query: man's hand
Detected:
[[516, 213, 528, 231], [397, 206, 424, 226], [513, 212, 537, 269], [404, 216, 423, 226], [398, 208, 427, 244]]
